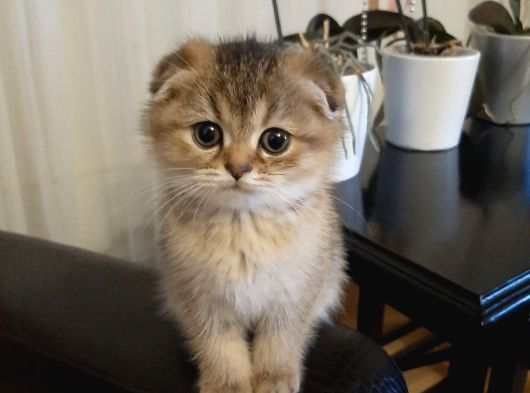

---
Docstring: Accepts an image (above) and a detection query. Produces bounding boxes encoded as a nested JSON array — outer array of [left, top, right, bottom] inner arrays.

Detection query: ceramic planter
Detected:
[[472, 29, 530, 125], [332, 66, 378, 182], [382, 44, 480, 151]]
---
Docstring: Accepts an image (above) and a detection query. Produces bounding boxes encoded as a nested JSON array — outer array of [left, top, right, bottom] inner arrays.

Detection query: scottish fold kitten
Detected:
[[146, 37, 347, 393]]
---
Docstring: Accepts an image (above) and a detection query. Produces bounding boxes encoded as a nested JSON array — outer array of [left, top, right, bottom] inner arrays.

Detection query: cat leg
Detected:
[[252, 312, 314, 393], [180, 309, 252, 393]]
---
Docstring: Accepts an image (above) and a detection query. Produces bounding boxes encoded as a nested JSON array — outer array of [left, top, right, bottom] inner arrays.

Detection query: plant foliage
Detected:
[[284, 6, 461, 56], [469, 0, 529, 35]]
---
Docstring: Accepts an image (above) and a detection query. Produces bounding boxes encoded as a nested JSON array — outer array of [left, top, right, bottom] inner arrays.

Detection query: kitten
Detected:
[[146, 37, 347, 393]]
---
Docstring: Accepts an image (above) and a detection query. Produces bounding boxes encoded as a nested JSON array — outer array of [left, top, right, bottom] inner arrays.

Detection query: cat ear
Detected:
[[284, 49, 345, 118], [149, 38, 214, 95]]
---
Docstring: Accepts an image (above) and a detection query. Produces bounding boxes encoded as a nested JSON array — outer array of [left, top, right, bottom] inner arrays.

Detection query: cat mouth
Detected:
[[226, 183, 252, 193]]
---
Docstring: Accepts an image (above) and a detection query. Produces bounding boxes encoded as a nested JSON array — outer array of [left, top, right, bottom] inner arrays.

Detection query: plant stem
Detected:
[[271, 0, 284, 46], [395, 0, 412, 52], [421, 0, 428, 47]]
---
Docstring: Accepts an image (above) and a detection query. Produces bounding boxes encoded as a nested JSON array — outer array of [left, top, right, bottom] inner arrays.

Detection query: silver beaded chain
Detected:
[[360, 0, 368, 64], [409, 0, 416, 14]]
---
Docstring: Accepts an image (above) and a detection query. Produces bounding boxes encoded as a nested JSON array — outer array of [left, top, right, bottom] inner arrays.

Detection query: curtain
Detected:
[[0, 0, 475, 263]]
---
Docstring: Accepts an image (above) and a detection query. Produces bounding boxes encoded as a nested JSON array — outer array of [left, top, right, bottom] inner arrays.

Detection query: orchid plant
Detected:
[[469, 0, 530, 35], [284, 1, 461, 57]]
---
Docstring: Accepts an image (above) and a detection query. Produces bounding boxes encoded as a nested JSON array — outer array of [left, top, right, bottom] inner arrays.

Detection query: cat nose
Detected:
[[224, 163, 252, 181]]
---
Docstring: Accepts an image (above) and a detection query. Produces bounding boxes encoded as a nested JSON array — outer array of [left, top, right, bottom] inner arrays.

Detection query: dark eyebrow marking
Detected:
[[263, 101, 280, 125], [207, 93, 221, 120]]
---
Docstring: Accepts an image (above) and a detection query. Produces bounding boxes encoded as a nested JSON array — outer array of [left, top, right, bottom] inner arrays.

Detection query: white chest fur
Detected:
[[163, 208, 324, 323]]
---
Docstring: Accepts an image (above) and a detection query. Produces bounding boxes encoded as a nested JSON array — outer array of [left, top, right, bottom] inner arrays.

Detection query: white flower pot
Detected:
[[382, 44, 480, 151], [332, 66, 378, 182], [472, 29, 530, 125]]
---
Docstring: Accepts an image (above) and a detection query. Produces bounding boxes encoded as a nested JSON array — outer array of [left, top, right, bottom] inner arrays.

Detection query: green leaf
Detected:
[[416, 17, 449, 42], [283, 32, 303, 43], [423, 17, 458, 43], [406, 22, 423, 44], [509, 0, 521, 23], [342, 10, 414, 42], [469, 1, 518, 34], [417, 17, 446, 34], [432, 31, 458, 44], [305, 13, 343, 40], [283, 13, 343, 43]]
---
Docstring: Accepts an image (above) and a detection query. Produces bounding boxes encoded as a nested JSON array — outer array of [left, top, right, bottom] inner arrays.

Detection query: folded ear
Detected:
[[284, 48, 345, 117], [149, 38, 214, 95]]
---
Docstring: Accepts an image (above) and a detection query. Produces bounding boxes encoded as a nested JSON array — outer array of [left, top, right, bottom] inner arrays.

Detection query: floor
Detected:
[[336, 281, 530, 393]]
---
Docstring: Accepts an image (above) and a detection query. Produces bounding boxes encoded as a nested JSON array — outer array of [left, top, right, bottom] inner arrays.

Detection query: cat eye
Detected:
[[192, 122, 222, 148], [259, 128, 291, 154]]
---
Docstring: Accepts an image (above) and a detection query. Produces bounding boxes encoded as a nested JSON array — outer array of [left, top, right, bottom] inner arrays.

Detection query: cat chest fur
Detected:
[[164, 208, 325, 319]]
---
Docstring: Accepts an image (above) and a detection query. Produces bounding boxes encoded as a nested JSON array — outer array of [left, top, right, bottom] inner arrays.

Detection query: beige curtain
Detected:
[[0, 0, 476, 263]]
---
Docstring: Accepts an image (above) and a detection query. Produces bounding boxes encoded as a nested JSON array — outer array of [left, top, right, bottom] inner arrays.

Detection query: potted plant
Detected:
[[356, 1, 480, 151], [276, 9, 379, 182], [340, 2, 481, 151], [469, 0, 530, 125]]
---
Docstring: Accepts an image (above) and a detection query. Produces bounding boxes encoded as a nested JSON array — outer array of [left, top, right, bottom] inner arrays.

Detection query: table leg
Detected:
[[447, 345, 488, 393], [357, 286, 384, 342], [488, 360, 527, 393]]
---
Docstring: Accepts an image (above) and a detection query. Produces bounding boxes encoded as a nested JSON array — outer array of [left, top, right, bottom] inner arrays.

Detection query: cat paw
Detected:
[[253, 373, 300, 393]]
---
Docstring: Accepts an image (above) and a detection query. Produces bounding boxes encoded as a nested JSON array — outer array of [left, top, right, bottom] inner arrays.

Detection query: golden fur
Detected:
[[146, 37, 347, 393]]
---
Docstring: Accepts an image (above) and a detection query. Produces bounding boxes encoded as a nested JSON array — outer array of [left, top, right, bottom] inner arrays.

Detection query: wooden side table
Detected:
[[336, 120, 530, 392]]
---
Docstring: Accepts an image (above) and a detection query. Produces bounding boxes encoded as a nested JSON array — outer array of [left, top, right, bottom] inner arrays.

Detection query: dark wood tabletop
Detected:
[[335, 119, 530, 392], [337, 118, 530, 325]]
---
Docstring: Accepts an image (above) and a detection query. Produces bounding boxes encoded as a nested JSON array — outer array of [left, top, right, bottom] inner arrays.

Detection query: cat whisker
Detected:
[[157, 184, 206, 230], [145, 181, 197, 208], [158, 167, 200, 170], [269, 189, 300, 213], [119, 179, 197, 221], [158, 202, 179, 232], [144, 182, 200, 230], [172, 185, 207, 223], [329, 195, 372, 234], [192, 187, 214, 223], [127, 174, 200, 200]]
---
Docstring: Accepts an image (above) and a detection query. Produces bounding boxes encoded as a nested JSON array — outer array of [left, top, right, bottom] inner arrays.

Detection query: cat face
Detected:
[[146, 38, 344, 212]]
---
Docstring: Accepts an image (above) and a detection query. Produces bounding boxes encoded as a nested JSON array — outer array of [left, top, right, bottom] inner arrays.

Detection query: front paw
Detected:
[[199, 379, 252, 393], [253, 373, 300, 393]]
